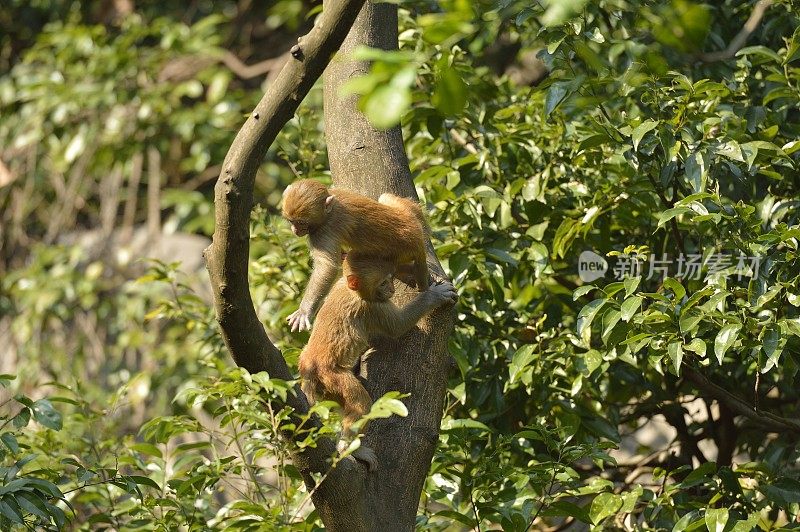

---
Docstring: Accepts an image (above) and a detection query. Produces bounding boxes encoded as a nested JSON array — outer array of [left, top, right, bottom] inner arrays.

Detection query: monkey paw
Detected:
[[430, 281, 458, 305], [351, 446, 378, 472], [287, 308, 312, 332]]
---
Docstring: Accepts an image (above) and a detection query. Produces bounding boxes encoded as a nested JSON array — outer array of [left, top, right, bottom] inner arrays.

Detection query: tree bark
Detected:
[[323, 3, 456, 530], [204, 1, 376, 530]]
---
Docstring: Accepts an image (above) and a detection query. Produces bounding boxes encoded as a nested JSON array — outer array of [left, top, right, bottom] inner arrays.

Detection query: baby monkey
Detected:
[[298, 251, 457, 470], [282, 179, 430, 332]]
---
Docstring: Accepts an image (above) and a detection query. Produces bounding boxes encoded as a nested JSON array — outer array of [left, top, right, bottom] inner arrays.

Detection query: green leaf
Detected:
[[631, 119, 658, 151], [573, 285, 596, 300], [32, 399, 62, 431], [433, 68, 467, 116], [685, 338, 707, 358], [589, 492, 623, 525], [577, 299, 606, 344], [730, 514, 760, 532], [657, 207, 692, 227], [0, 497, 24, 524], [442, 419, 491, 432], [433, 510, 475, 526], [761, 323, 784, 372], [509, 345, 536, 385], [362, 85, 410, 130], [127, 475, 161, 490], [545, 82, 569, 116], [624, 276, 641, 297], [14, 491, 49, 520], [620, 485, 642, 512], [667, 341, 683, 375], [0, 433, 19, 454], [785, 26, 800, 64], [715, 141, 744, 162], [620, 296, 642, 322], [760, 478, 800, 505], [367, 394, 409, 420], [714, 324, 741, 365], [685, 150, 709, 193], [543, 501, 591, 523], [663, 277, 686, 300], [736, 45, 782, 63], [541, 0, 590, 26], [679, 310, 703, 334], [704, 508, 728, 532], [601, 310, 621, 343]]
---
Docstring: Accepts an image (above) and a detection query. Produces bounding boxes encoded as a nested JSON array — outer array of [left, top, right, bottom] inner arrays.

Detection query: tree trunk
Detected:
[[324, 3, 456, 530]]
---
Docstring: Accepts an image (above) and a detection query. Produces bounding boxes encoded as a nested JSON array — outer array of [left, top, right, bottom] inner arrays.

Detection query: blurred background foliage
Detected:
[[1, 0, 800, 529]]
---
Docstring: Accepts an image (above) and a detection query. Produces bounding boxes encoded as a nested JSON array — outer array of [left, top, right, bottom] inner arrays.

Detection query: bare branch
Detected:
[[697, 0, 773, 63], [221, 51, 289, 80], [684, 367, 800, 434]]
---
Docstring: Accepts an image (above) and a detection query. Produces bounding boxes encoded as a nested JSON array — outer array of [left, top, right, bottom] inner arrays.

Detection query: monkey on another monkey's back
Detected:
[[282, 179, 431, 332]]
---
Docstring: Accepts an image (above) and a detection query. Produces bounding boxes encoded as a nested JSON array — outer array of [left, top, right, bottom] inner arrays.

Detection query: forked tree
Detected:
[[203, 1, 456, 530]]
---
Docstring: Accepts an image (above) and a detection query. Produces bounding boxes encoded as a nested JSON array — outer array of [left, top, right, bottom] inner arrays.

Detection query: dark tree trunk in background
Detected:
[[324, 3, 456, 529]]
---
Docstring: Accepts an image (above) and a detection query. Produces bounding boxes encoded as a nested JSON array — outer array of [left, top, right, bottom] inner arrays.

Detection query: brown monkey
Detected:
[[282, 179, 430, 332], [298, 252, 456, 470]]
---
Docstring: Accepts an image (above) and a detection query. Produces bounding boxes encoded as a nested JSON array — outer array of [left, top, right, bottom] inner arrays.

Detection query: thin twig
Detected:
[[221, 51, 290, 80], [449, 129, 478, 155]]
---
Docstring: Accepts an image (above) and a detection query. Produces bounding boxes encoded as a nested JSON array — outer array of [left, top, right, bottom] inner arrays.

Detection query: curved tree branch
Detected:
[[204, 1, 374, 530]]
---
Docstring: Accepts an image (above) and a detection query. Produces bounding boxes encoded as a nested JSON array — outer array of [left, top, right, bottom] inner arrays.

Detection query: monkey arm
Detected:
[[289, 240, 342, 332], [372, 283, 455, 338]]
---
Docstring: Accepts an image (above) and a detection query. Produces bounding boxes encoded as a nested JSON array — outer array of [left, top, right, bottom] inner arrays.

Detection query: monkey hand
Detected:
[[287, 307, 313, 332], [429, 280, 457, 306]]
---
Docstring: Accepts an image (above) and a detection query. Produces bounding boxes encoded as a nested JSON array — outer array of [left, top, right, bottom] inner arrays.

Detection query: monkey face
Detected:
[[374, 274, 395, 302], [346, 272, 395, 301]]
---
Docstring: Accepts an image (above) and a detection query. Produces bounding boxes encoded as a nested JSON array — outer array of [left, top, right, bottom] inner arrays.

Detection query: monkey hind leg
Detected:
[[299, 358, 326, 406], [320, 368, 372, 434]]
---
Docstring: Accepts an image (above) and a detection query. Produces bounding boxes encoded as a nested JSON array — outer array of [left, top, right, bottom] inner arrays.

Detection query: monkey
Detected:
[[298, 251, 457, 470], [281, 179, 431, 332]]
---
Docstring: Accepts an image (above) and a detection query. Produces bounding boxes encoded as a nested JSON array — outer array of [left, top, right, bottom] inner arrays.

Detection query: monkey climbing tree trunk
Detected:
[[324, 2, 457, 530]]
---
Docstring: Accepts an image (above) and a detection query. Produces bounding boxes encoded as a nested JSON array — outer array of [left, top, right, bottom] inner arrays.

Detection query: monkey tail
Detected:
[[379, 193, 430, 237], [407, 199, 431, 238]]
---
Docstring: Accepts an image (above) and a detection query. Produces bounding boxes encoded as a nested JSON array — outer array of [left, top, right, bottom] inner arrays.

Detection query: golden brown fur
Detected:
[[282, 179, 430, 332], [298, 253, 456, 468]]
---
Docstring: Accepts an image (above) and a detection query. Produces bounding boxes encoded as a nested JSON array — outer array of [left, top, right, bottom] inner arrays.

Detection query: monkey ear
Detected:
[[346, 274, 360, 291], [325, 195, 334, 213]]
